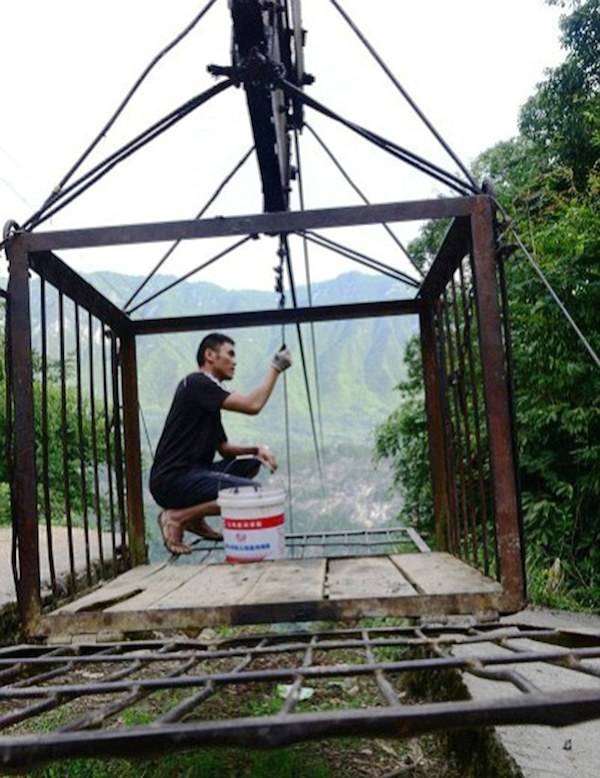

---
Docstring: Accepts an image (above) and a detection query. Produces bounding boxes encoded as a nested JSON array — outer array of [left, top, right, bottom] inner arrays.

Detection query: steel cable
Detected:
[[278, 79, 477, 196], [37, 0, 220, 213], [124, 145, 255, 311], [494, 198, 600, 370], [305, 122, 422, 278], [279, 235, 324, 482], [293, 129, 325, 455], [24, 80, 234, 231], [327, 0, 478, 191]]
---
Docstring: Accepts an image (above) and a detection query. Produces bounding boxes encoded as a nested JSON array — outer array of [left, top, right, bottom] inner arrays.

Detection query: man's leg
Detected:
[[185, 457, 262, 540], [159, 501, 220, 555]]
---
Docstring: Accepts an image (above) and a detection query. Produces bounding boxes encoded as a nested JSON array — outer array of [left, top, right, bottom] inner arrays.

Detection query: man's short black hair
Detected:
[[197, 333, 234, 367]]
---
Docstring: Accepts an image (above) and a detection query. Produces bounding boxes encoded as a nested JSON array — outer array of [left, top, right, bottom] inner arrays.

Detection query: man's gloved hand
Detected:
[[271, 345, 292, 373]]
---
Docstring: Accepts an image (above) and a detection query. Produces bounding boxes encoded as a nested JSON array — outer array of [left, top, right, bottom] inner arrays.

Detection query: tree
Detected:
[[376, 0, 600, 604]]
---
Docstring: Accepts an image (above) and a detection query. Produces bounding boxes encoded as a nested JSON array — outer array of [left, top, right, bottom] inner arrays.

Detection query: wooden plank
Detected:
[[50, 564, 166, 614], [391, 552, 502, 595], [106, 565, 206, 613], [327, 557, 416, 600], [34, 589, 507, 637], [406, 528, 432, 553], [239, 559, 326, 604], [151, 562, 268, 610]]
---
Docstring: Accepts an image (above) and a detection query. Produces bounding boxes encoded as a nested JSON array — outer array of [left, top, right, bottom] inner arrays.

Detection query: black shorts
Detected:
[[150, 457, 262, 509]]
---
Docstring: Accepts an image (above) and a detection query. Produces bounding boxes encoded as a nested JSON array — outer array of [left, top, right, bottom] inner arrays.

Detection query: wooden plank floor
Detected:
[[35, 553, 505, 638]]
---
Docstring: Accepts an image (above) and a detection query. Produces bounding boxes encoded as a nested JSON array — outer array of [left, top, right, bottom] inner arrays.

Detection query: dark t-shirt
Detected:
[[150, 372, 230, 485]]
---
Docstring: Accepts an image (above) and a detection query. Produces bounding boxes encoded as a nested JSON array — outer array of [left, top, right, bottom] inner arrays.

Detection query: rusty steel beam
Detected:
[[133, 299, 422, 336], [6, 238, 42, 635], [419, 304, 453, 551], [29, 251, 131, 334], [419, 216, 472, 302], [120, 334, 146, 567], [22, 197, 478, 252], [470, 196, 525, 609]]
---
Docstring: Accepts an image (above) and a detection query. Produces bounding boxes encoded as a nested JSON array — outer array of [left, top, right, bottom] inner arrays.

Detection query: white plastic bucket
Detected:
[[218, 486, 286, 563]]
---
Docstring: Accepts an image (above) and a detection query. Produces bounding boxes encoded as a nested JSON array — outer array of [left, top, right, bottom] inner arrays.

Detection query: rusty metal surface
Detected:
[[133, 298, 423, 335], [120, 334, 146, 567], [470, 197, 524, 607], [21, 198, 478, 252], [1, 622, 599, 772], [5, 236, 42, 635]]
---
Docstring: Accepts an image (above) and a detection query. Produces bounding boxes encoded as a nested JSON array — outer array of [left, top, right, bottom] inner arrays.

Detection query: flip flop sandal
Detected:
[[157, 512, 191, 555]]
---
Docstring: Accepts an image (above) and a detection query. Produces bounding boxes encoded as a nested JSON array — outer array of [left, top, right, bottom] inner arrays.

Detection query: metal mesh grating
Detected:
[[1, 622, 600, 771]]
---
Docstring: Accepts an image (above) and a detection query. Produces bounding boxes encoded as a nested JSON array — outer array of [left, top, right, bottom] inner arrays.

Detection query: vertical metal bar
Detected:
[[441, 292, 470, 561], [59, 292, 76, 597], [40, 279, 57, 598], [110, 334, 127, 554], [74, 304, 92, 586], [88, 313, 105, 574], [419, 303, 453, 551], [497, 249, 526, 593], [470, 196, 524, 606], [119, 333, 146, 567], [6, 238, 41, 635], [449, 275, 479, 565], [458, 259, 491, 575], [101, 328, 117, 568]]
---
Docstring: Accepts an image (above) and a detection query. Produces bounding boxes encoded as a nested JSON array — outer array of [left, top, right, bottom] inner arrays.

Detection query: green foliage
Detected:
[[376, 0, 600, 606], [0, 319, 108, 527]]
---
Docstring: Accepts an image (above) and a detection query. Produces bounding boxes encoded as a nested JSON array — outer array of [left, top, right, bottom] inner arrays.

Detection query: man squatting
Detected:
[[150, 333, 293, 555]]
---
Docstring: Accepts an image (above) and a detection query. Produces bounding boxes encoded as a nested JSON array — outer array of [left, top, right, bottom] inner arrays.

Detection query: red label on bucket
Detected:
[[223, 513, 284, 530]]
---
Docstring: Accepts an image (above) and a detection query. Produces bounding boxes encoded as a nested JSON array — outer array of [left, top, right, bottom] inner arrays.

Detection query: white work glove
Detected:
[[271, 345, 292, 373]]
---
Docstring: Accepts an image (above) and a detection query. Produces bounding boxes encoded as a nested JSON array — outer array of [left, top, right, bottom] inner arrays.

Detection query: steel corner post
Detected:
[[120, 333, 147, 566], [6, 238, 42, 635], [470, 196, 525, 609]]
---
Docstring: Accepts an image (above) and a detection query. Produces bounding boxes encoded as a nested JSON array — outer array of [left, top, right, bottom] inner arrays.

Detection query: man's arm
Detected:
[[222, 367, 279, 416], [218, 441, 277, 470], [222, 346, 292, 416]]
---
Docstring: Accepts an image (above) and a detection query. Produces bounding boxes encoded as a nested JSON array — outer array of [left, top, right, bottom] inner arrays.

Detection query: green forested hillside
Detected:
[[377, 0, 600, 609], [83, 271, 417, 451]]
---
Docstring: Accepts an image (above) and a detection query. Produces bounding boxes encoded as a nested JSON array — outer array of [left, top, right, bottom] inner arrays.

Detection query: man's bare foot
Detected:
[[185, 517, 223, 542], [158, 511, 191, 555]]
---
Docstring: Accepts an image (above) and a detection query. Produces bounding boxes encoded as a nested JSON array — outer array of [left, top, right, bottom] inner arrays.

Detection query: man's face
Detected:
[[207, 342, 236, 381]]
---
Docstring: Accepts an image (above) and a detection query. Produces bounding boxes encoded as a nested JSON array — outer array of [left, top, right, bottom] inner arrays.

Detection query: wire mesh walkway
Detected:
[[1, 622, 600, 772]]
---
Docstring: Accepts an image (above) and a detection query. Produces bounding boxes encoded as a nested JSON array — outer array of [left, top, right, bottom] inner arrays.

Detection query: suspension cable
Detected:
[[293, 129, 325, 455], [124, 145, 255, 311], [327, 0, 478, 191], [279, 235, 324, 482], [278, 79, 478, 196], [305, 123, 422, 278], [300, 230, 420, 288], [38, 0, 220, 213], [495, 199, 600, 370], [24, 79, 234, 231], [127, 235, 254, 314], [138, 403, 155, 461], [274, 244, 294, 532]]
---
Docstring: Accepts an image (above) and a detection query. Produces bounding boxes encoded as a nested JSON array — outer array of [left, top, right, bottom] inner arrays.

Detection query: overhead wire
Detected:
[[305, 122, 422, 279], [274, 242, 294, 534], [127, 235, 254, 314], [293, 129, 325, 455], [327, 0, 478, 191], [278, 79, 478, 196], [124, 145, 255, 311], [494, 199, 600, 370], [37, 0, 220, 213], [279, 235, 324, 482], [24, 80, 235, 231], [300, 230, 420, 288]]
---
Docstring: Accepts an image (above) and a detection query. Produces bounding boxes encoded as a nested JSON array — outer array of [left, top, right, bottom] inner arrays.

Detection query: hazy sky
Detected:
[[1, 0, 564, 297]]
